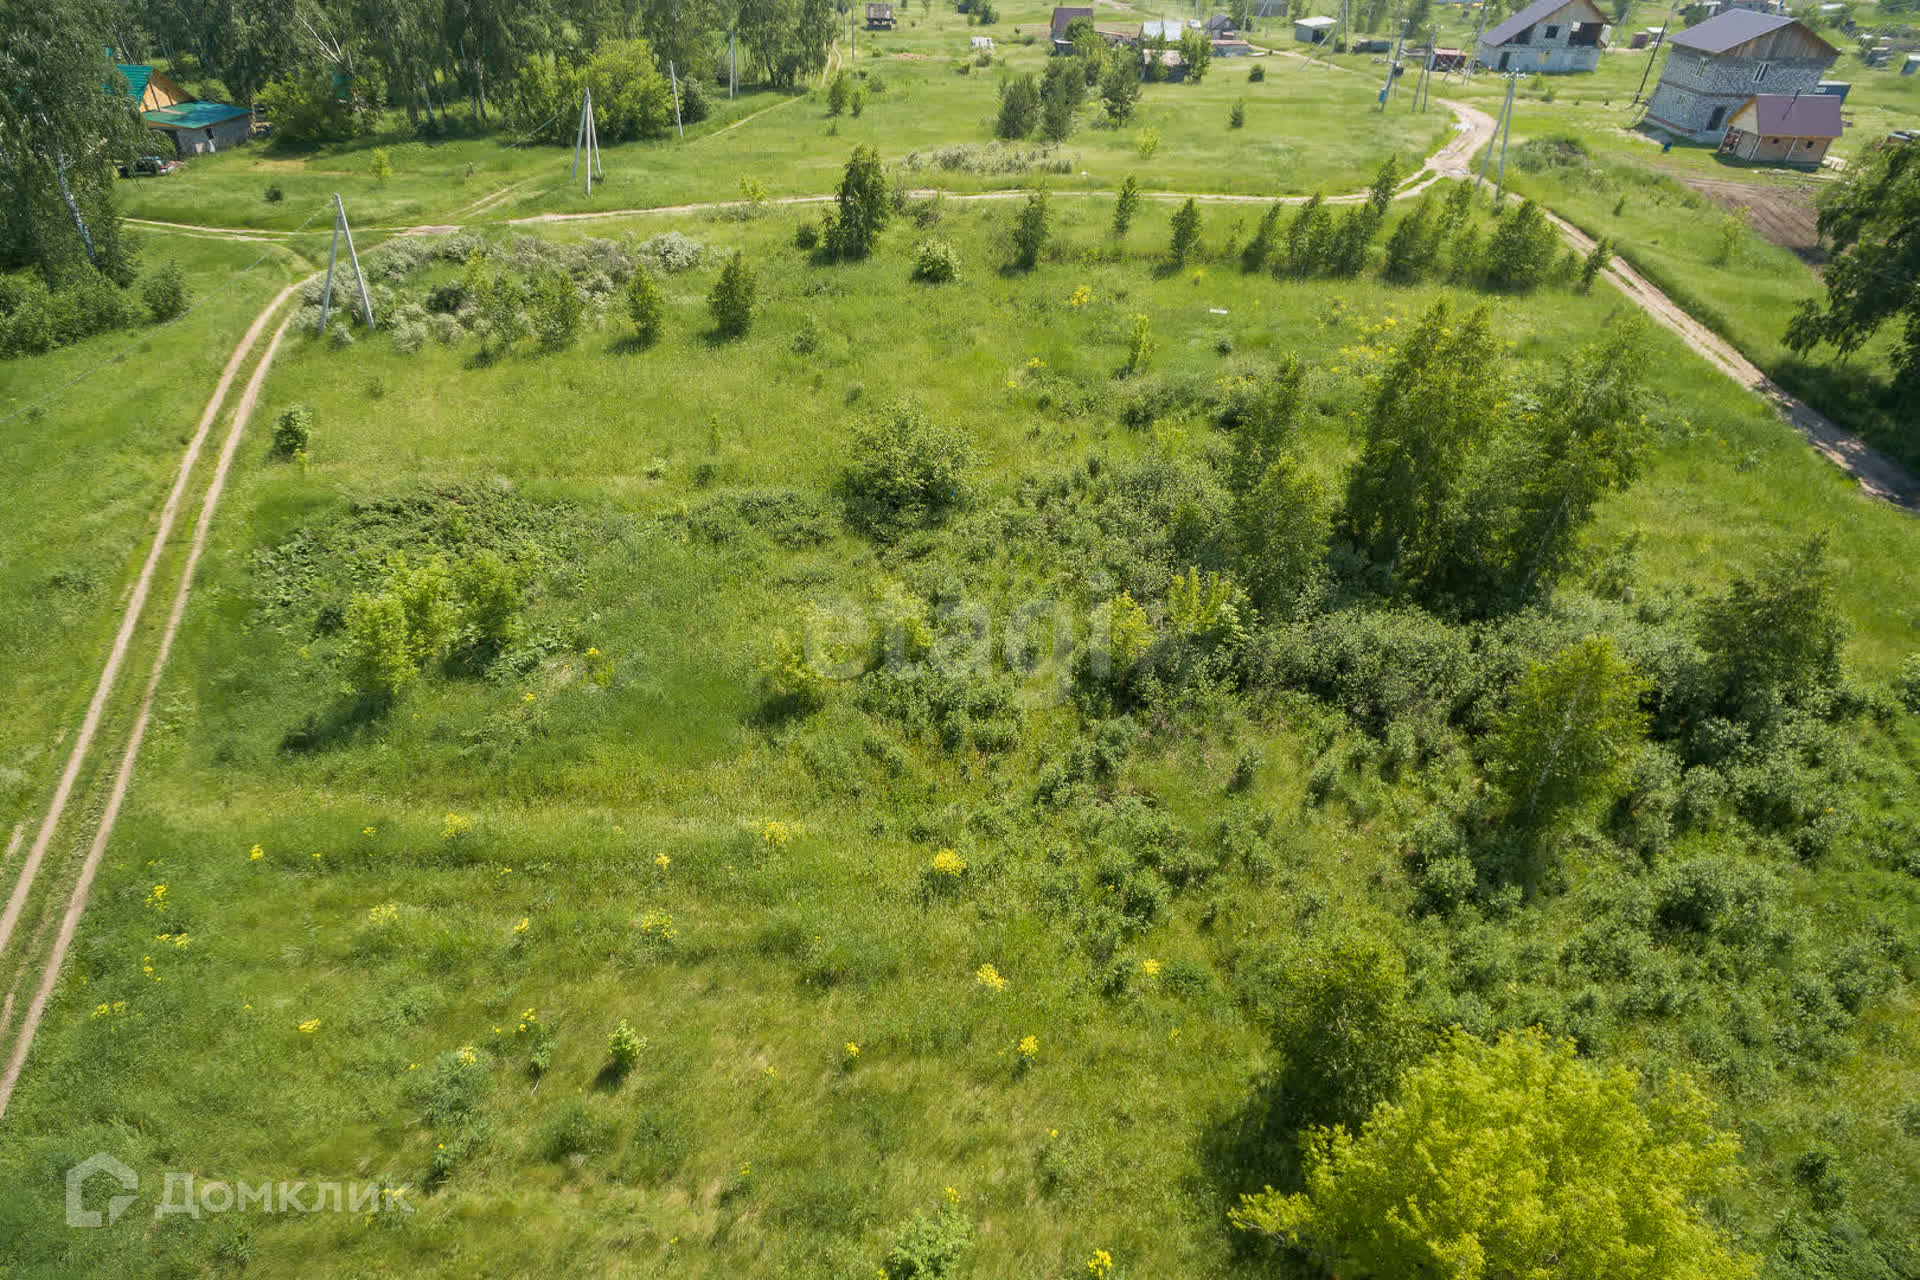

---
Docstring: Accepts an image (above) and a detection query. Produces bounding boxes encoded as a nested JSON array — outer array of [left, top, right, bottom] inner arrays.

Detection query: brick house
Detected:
[[1643, 11, 1837, 142], [1475, 0, 1610, 73]]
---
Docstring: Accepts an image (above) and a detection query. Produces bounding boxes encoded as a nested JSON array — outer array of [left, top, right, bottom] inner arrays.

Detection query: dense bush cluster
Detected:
[[0, 260, 191, 358]]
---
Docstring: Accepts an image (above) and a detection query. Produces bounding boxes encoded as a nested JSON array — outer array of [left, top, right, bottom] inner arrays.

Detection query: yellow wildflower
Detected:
[[442, 812, 470, 840], [248, 845, 264, 861], [1017, 1034, 1038, 1058], [513, 917, 530, 935], [369, 903, 398, 924], [654, 852, 672, 869], [975, 963, 1008, 992], [298, 1018, 321, 1034], [1141, 958, 1162, 978], [932, 848, 966, 877], [145, 884, 168, 911], [1088, 1249, 1114, 1278]]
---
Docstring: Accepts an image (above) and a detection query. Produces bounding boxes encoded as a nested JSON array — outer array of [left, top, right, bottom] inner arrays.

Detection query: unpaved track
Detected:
[[0, 279, 304, 970], [0, 76, 1904, 1108], [0, 314, 296, 1115]]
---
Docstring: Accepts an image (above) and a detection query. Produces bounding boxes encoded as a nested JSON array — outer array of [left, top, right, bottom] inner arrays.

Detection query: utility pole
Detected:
[[1411, 48, 1433, 110], [1475, 72, 1516, 198], [318, 194, 374, 334], [729, 28, 738, 98], [1382, 17, 1408, 107], [670, 61, 685, 139], [1632, 0, 1678, 105], [1464, 0, 1491, 76], [1493, 74, 1516, 202], [571, 87, 603, 193]]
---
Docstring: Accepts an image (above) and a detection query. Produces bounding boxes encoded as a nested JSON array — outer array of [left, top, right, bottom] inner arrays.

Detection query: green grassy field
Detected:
[[0, 234, 308, 835], [2, 184, 1919, 1277]]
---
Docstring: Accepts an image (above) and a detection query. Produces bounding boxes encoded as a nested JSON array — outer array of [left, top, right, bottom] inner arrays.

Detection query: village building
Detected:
[[1717, 91, 1843, 162], [1643, 10, 1837, 142], [865, 3, 895, 28], [112, 60, 253, 158], [1294, 14, 1336, 42], [1475, 0, 1610, 72]]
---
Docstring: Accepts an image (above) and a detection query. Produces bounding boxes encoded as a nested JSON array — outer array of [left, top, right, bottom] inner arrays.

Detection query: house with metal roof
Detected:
[[1294, 14, 1337, 42], [1475, 0, 1610, 72], [1718, 90, 1843, 162], [113, 63, 187, 113], [1643, 11, 1837, 142], [144, 101, 254, 156]]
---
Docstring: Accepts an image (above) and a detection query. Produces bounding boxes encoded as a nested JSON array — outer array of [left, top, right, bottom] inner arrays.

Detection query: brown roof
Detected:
[[1734, 91, 1844, 137]]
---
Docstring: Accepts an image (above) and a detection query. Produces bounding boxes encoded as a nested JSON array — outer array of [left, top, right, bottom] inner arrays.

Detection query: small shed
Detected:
[[143, 101, 253, 156], [1812, 79, 1850, 100], [1202, 13, 1238, 36], [1050, 5, 1094, 40], [971, 35, 995, 51], [1295, 14, 1336, 42], [1719, 91, 1843, 162], [866, 2, 895, 27], [1420, 46, 1469, 70], [1142, 47, 1190, 79], [1213, 37, 1255, 54], [1905, 53, 1920, 76]]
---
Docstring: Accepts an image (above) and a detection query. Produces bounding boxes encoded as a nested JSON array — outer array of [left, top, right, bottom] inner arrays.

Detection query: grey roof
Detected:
[[1482, 0, 1603, 47], [1668, 9, 1800, 52], [1740, 91, 1843, 136]]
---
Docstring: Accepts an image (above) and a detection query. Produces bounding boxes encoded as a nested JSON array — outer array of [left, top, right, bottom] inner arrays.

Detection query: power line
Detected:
[[0, 201, 330, 429]]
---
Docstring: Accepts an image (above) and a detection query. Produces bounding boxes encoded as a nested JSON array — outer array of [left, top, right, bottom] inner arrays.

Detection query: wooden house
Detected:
[[866, 2, 895, 27], [1717, 91, 1843, 162]]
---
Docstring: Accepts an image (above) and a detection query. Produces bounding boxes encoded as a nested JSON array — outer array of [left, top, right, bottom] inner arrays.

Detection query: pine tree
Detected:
[[827, 144, 892, 259], [708, 251, 756, 338], [1099, 55, 1141, 123], [1241, 202, 1283, 272], [1113, 174, 1142, 236], [995, 73, 1040, 139], [626, 266, 665, 345], [1012, 187, 1050, 269], [1168, 198, 1201, 267]]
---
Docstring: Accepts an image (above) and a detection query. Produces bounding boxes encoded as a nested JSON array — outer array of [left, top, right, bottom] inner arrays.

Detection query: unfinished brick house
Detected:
[[1643, 10, 1838, 142]]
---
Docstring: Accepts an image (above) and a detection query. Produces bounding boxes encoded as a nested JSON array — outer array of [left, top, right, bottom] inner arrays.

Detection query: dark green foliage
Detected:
[[529, 267, 583, 349], [708, 251, 756, 338], [1581, 236, 1614, 291], [1248, 61, 1266, 81], [1039, 59, 1084, 143], [995, 73, 1040, 139], [1113, 174, 1142, 236], [1283, 194, 1333, 278], [912, 239, 960, 283], [1011, 187, 1050, 270], [1229, 98, 1246, 129], [1697, 534, 1845, 714], [142, 260, 189, 322], [827, 145, 892, 259], [1383, 194, 1442, 283], [1241, 202, 1283, 273], [1485, 199, 1562, 291], [841, 403, 976, 537], [271, 405, 314, 459], [1168, 198, 1201, 267], [1100, 55, 1141, 123], [827, 69, 851, 116], [626, 266, 664, 345], [1784, 143, 1920, 408]]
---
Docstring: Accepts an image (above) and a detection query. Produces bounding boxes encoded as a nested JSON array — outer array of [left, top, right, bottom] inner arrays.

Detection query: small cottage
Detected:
[[143, 101, 253, 156], [866, 2, 895, 28], [1475, 0, 1610, 72], [1718, 91, 1843, 162], [114, 63, 188, 113]]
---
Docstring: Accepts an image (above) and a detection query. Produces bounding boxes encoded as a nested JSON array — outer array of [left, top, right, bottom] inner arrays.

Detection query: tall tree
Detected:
[[828, 143, 890, 258], [1488, 636, 1650, 837], [1342, 301, 1503, 585], [1784, 142, 1920, 410], [1233, 1028, 1758, 1280], [0, 0, 146, 281]]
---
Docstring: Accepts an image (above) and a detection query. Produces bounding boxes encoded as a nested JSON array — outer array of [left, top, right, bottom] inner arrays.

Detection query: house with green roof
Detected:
[[110, 58, 252, 158]]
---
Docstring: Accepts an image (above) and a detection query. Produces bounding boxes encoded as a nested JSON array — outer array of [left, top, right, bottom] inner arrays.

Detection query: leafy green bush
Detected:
[[912, 239, 960, 283], [1011, 187, 1049, 269], [881, 1201, 974, 1279], [608, 1018, 644, 1074], [529, 267, 583, 349], [626, 266, 664, 345], [840, 403, 976, 536], [142, 260, 188, 322], [270, 405, 313, 459], [707, 251, 755, 338]]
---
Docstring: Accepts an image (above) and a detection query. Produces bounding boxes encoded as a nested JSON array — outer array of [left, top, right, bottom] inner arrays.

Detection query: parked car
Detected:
[[118, 154, 181, 178]]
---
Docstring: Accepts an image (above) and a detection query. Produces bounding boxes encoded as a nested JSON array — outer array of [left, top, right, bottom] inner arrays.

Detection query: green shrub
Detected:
[[608, 1018, 644, 1073], [540, 1097, 615, 1161], [626, 266, 664, 345], [708, 251, 755, 338], [457, 551, 521, 654], [1169, 198, 1201, 267], [270, 405, 313, 459], [996, 73, 1040, 139], [1248, 62, 1266, 81], [1011, 187, 1050, 269], [912, 239, 960, 282], [528, 267, 584, 350], [1484, 199, 1560, 291], [1229, 98, 1246, 129], [882, 1201, 974, 1279], [142, 260, 189, 322], [1898, 654, 1920, 713], [840, 402, 976, 536]]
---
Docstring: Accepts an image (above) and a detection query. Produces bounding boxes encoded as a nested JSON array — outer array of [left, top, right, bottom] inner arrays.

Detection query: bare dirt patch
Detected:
[[1673, 173, 1827, 267]]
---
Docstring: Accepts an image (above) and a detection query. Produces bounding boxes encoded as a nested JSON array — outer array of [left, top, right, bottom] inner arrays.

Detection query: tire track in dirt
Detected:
[[0, 308, 299, 1116]]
